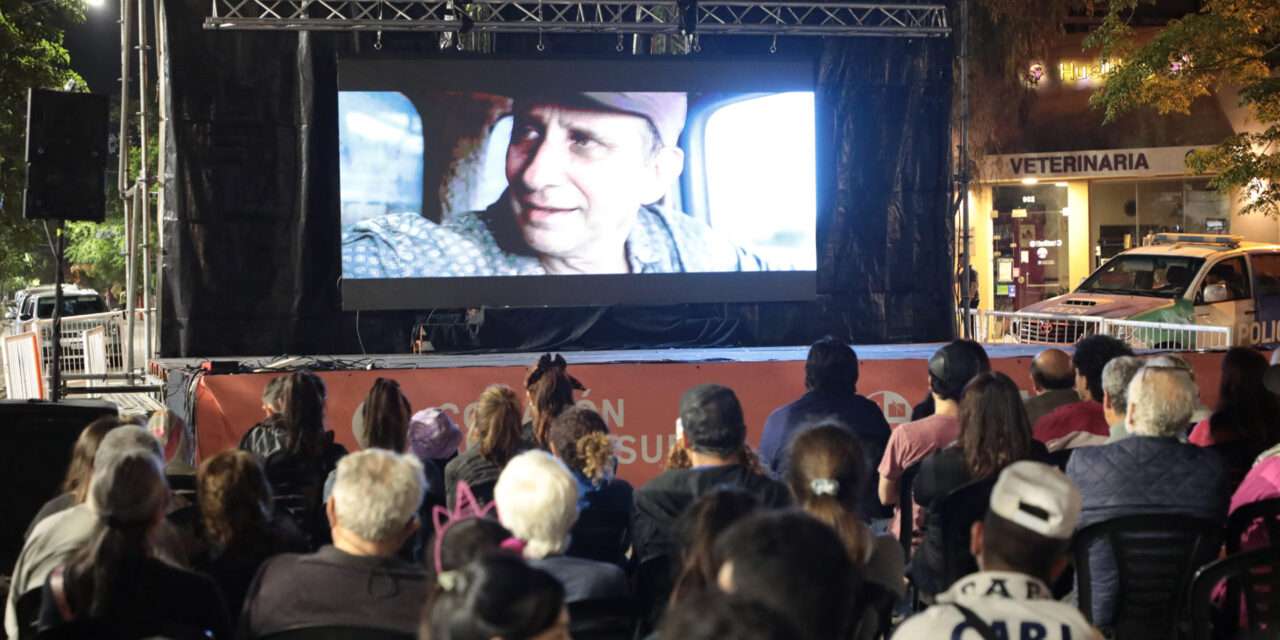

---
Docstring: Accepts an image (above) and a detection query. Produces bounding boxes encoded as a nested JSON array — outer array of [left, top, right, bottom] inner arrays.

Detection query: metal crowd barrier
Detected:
[[959, 309, 1233, 351], [18, 310, 153, 378]]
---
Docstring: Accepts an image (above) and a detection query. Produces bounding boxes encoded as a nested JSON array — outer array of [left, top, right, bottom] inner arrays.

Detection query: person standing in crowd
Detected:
[[525, 353, 585, 449], [424, 554, 571, 640], [192, 450, 307, 627], [892, 461, 1101, 639], [6, 426, 165, 640], [1067, 366, 1230, 627], [1022, 349, 1078, 427], [786, 424, 905, 601], [547, 406, 633, 567], [1188, 347, 1280, 490], [37, 448, 231, 639], [408, 407, 463, 511], [25, 416, 126, 539], [759, 337, 890, 519], [242, 450, 428, 637], [239, 376, 288, 460], [879, 341, 985, 543], [911, 372, 1047, 596], [1032, 335, 1133, 445], [1099, 356, 1144, 443], [264, 371, 347, 546], [444, 384, 527, 509], [493, 450, 629, 603], [713, 511, 865, 640]]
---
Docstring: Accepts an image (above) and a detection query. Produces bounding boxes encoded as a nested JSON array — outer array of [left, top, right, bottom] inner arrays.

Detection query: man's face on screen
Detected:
[[505, 103, 671, 263]]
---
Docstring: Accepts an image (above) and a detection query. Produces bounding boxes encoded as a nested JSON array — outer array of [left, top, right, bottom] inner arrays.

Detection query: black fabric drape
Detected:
[[160, 0, 955, 357]]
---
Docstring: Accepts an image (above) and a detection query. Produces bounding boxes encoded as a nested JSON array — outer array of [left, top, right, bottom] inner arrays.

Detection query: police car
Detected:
[[1017, 233, 1280, 347]]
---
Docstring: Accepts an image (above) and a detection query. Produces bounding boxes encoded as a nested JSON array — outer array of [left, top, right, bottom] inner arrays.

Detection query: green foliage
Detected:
[[0, 0, 86, 299], [1087, 0, 1280, 215]]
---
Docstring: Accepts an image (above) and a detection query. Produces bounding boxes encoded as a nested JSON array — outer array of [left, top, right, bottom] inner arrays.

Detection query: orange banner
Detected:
[[194, 351, 1227, 486]]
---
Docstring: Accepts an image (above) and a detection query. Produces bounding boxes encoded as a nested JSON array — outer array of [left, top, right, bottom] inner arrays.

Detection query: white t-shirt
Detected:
[[892, 571, 1102, 640]]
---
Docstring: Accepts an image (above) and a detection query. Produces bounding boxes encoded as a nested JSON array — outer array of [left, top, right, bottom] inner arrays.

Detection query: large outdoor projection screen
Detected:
[[338, 58, 818, 309]]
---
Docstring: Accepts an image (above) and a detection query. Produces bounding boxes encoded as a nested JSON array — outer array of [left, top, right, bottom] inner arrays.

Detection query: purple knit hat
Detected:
[[409, 407, 463, 461]]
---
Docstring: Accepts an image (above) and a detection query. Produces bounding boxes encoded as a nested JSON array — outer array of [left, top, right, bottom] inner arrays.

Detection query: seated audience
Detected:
[[1100, 356, 1144, 443], [891, 461, 1101, 639], [493, 450, 628, 603], [759, 337, 890, 520], [37, 447, 231, 639], [632, 384, 790, 570], [1189, 347, 1280, 490], [909, 339, 990, 420], [547, 406, 633, 567], [149, 409, 196, 477], [410, 407, 463, 510], [911, 372, 1046, 595], [6, 426, 163, 639], [1229, 443, 1280, 550], [1033, 334, 1133, 445], [1023, 348, 1078, 427], [713, 511, 863, 640], [242, 449, 428, 637], [444, 384, 526, 509], [658, 592, 800, 640], [424, 554, 570, 640], [1067, 365, 1230, 626], [25, 416, 126, 539], [239, 376, 288, 460], [879, 341, 984, 542], [786, 424, 905, 599], [668, 489, 761, 606], [263, 370, 347, 544], [525, 353, 585, 449], [191, 450, 307, 626]]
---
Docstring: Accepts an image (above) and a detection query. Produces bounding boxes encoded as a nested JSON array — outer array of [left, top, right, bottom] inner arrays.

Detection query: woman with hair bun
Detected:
[[524, 353, 585, 449], [423, 554, 569, 640], [444, 385, 527, 509], [547, 406, 633, 567]]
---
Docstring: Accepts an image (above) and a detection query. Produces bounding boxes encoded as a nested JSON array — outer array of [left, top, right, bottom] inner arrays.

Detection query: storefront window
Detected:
[[1089, 178, 1231, 268], [991, 184, 1070, 311]]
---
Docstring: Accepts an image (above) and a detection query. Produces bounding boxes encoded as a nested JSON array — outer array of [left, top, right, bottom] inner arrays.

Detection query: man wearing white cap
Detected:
[[343, 93, 767, 276], [892, 461, 1102, 640]]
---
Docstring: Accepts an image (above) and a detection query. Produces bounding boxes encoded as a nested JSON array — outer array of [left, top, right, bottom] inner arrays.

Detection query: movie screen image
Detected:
[[338, 59, 817, 309]]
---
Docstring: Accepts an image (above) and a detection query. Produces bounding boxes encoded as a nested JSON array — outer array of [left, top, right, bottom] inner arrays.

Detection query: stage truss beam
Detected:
[[205, 0, 950, 37]]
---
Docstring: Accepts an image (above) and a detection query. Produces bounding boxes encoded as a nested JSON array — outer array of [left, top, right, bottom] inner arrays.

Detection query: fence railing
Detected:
[[11, 310, 154, 378], [959, 309, 1234, 351]]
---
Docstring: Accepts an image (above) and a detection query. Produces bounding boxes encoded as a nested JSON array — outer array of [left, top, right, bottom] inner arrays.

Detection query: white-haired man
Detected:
[[1066, 366, 1230, 628], [242, 449, 428, 636], [495, 450, 628, 603]]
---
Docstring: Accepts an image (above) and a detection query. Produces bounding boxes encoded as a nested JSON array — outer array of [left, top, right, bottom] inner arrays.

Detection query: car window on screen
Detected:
[[338, 92, 424, 228], [703, 92, 816, 270]]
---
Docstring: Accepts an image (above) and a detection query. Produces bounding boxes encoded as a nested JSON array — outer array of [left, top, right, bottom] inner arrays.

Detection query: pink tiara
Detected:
[[432, 481, 497, 574]]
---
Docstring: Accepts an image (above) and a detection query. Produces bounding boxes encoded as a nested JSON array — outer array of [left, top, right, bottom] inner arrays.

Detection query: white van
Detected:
[[1018, 234, 1280, 347]]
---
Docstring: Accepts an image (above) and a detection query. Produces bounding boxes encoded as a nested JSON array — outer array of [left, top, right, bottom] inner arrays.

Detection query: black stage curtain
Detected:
[[160, 0, 954, 357]]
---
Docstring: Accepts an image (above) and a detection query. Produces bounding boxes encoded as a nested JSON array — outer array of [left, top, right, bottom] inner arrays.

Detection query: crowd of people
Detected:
[[3, 335, 1279, 639]]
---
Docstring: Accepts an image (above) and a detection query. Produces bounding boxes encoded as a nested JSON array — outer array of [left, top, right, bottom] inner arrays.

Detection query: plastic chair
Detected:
[[15, 588, 42, 640], [1225, 498, 1280, 555], [897, 463, 921, 560], [567, 597, 636, 640], [933, 475, 998, 591], [1073, 513, 1224, 640], [1188, 546, 1280, 640], [1045, 448, 1073, 473], [260, 626, 414, 640]]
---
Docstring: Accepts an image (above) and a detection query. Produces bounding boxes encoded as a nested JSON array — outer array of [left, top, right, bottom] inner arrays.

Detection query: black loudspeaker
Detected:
[[0, 399, 117, 574], [23, 89, 110, 222]]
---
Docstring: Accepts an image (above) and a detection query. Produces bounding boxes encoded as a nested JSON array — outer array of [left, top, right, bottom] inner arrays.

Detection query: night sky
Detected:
[[63, 0, 123, 96]]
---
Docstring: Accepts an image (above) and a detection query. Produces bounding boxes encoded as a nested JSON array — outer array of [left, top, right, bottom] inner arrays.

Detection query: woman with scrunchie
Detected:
[[547, 406, 633, 567], [524, 353, 585, 449], [38, 449, 231, 639], [785, 424, 905, 612]]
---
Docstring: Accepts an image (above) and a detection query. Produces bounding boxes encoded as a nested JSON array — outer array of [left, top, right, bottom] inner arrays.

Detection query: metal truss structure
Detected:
[[205, 0, 949, 37]]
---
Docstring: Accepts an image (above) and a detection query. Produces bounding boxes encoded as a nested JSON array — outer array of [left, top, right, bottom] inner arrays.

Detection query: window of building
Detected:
[[1089, 178, 1231, 268]]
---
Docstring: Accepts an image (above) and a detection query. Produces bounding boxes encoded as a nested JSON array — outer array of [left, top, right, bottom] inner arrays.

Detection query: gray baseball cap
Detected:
[[518, 92, 688, 147]]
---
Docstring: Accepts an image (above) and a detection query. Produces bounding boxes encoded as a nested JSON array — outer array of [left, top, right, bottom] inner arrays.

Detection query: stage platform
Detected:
[[154, 343, 1229, 485]]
